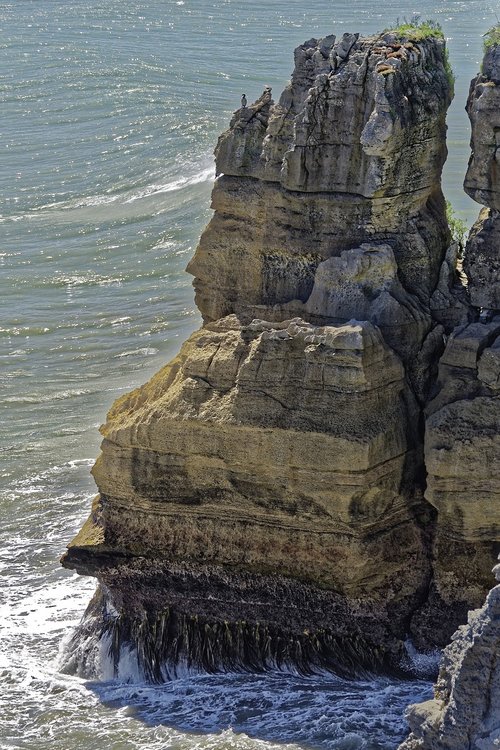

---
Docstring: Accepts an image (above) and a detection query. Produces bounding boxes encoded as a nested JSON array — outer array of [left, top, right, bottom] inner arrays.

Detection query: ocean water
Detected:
[[0, 1, 495, 748]]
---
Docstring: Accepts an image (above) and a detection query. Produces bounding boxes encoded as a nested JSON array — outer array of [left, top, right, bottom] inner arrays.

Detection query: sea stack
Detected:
[[61, 28, 497, 680]]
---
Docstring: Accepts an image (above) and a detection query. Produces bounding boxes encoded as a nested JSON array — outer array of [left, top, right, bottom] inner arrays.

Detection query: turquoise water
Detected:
[[0, 2, 495, 748]]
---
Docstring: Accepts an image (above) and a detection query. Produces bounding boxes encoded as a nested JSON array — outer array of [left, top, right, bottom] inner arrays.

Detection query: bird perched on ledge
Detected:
[[241, 93, 247, 108]]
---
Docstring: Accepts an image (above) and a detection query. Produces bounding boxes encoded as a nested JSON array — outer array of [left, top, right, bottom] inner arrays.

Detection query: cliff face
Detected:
[[398, 560, 500, 750], [62, 30, 498, 680], [420, 40, 500, 646], [64, 316, 429, 676]]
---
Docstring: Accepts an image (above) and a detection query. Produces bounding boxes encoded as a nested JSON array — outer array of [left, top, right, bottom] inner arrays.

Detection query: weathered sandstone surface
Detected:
[[419, 321, 500, 645], [464, 208, 500, 310], [464, 44, 500, 211], [398, 561, 500, 750], [63, 316, 431, 674], [62, 29, 499, 681]]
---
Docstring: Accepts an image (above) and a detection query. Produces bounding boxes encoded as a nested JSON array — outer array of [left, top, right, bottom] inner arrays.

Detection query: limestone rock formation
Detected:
[[464, 39, 500, 310], [418, 39, 500, 647], [188, 32, 452, 334], [464, 42, 500, 210], [398, 561, 500, 750], [429, 242, 470, 329], [62, 28, 487, 681], [63, 316, 431, 675], [418, 322, 500, 645], [464, 207, 500, 309]]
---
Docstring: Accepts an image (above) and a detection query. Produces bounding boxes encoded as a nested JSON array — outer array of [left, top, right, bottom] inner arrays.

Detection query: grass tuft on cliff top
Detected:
[[483, 25, 500, 51], [388, 17, 445, 41]]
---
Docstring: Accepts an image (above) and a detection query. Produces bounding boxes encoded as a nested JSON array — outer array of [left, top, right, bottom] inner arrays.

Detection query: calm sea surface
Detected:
[[0, 2, 495, 748]]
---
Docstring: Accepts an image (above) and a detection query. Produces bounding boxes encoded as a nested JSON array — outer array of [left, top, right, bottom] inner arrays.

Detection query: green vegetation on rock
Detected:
[[446, 200, 468, 250], [384, 17, 454, 91], [483, 25, 500, 51], [388, 17, 445, 41]]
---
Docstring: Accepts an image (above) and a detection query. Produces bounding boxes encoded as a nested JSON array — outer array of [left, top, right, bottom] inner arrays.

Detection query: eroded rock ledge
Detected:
[[62, 29, 499, 681]]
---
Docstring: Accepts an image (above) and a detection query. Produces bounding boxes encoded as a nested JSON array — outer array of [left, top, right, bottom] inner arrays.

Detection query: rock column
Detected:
[[420, 40, 500, 646], [62, 30, 461, 679]]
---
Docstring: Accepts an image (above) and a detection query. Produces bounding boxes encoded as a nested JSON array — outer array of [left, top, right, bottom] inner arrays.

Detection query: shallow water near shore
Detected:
[[1, 1, 495, 748]]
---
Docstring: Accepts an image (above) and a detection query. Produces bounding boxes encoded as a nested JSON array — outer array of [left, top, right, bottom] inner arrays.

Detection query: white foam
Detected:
[[1, 164, 214, 223], [403, 639, 442, 678], [114, 346, 159, 358], [4, 388, 94, 404], [124, 166, 214, 203]]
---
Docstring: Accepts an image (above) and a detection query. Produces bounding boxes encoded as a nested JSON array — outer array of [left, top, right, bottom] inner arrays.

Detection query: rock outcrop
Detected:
[[398, 559, 500, 750], [465, 208, 500, 309], [188, 32, 452, 351], [418, 321, 500, 645], [63, 315, 432, 675], [61, 27, 499, 682], [464, 42, 500, 211]]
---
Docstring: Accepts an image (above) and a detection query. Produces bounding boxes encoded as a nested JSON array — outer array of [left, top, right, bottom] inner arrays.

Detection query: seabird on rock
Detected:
[[241, 94, 247, 108]]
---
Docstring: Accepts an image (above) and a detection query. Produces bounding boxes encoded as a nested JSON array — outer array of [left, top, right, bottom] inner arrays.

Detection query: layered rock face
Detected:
[[188, 33, 452, 340], [62, 29, 494, 681], [465, 208, 500, 309], [420, 40, 500, 646], [463, 41, 500, 307], [420, 322, 500, 644], [64, 316, 429, 675], [398, 561, 500, 750]]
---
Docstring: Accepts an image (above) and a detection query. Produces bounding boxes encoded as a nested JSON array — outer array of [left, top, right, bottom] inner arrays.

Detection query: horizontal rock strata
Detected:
[[464, 43, 500, 210], [464, 208, 500, 309], [418, 321, 500, 645], [464, 40, 500, 310], [63, 317, 431, 674], [188, 32, 452, 332]]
